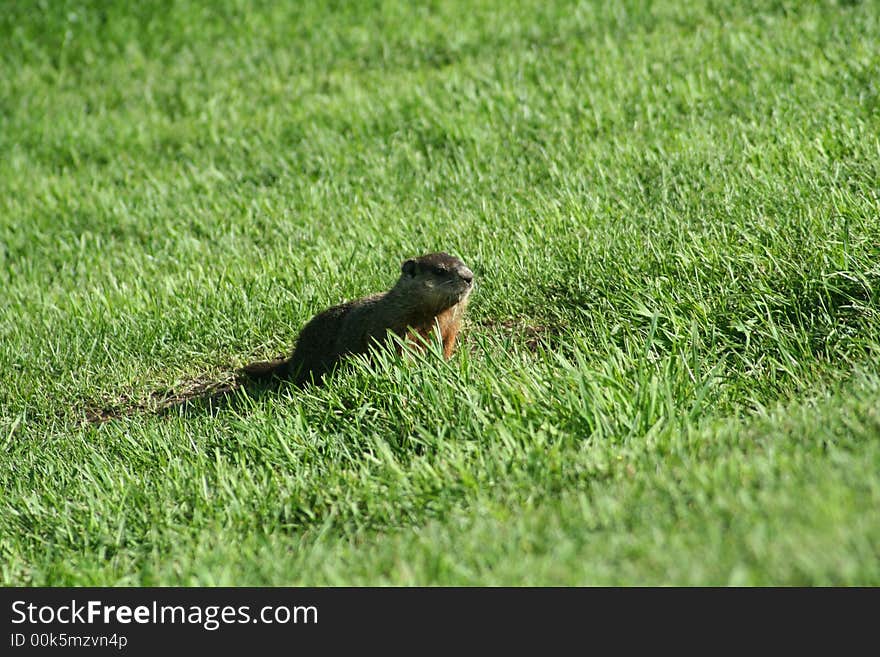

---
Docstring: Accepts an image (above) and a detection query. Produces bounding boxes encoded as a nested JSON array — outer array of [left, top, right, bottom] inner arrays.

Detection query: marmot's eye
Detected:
[[432, 266, 447, 276]]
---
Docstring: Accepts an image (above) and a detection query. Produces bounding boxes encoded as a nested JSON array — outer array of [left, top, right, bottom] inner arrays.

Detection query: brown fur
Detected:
[[239, 252, 474, 386]]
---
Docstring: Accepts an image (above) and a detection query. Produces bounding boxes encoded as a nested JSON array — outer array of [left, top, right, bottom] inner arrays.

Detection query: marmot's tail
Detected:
[[236, 358, 292, 381]]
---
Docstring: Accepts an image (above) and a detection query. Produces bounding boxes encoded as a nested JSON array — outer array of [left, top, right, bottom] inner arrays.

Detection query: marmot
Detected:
[[239, 252, 474, 386]]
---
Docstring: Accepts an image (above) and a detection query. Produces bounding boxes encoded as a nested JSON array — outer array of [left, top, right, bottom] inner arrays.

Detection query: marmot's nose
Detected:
[[458, 266, 474, 284]]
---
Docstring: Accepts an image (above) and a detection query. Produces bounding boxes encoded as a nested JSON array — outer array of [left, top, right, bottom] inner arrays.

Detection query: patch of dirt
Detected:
[[477, 318, 562, 351]]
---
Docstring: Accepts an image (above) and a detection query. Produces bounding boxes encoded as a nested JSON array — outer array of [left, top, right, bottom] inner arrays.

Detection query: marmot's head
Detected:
[[398, 252, 474, 311]]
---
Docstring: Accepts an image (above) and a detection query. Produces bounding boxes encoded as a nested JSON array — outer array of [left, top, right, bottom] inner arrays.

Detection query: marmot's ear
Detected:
[[402, 259, 417, 276]]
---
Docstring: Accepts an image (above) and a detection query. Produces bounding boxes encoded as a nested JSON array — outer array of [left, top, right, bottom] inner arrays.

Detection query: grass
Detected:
[[1, 0, 879, 585]]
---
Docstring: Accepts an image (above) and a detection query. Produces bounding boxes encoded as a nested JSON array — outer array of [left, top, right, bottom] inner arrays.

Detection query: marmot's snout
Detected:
[[452, 265, 474, 302]]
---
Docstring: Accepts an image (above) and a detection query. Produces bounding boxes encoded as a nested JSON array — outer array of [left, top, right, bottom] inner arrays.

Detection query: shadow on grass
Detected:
[[83, 364, 299, 425]]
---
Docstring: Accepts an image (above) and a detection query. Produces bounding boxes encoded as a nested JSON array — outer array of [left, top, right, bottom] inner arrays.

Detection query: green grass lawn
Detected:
[[1, 0, 879, 585]]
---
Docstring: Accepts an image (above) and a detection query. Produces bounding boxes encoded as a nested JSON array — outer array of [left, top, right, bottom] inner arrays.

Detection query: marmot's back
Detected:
[[239, 253, 474, 386]]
